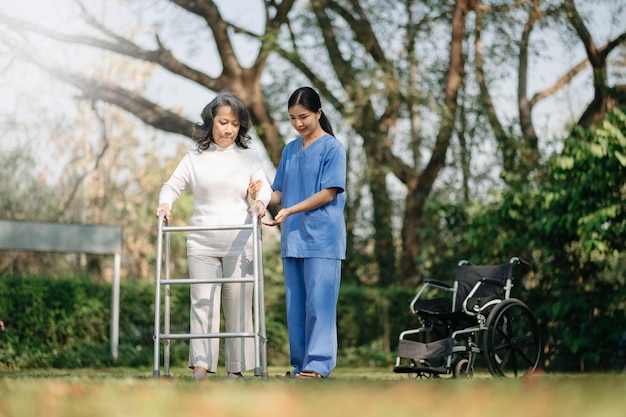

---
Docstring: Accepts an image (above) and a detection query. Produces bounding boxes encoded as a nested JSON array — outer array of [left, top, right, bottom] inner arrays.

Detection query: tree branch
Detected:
[[253, 0, 297, 69], [0, 26, 194, 137], [58, 101, 111, 217], [274, 45, 344, 114], [601, 30, 626, 61], [564, 0, 600, 66], [563, 0, 624, 127], [326, 0, 387, 63], [0, 9, 222, 91], [420, 0, 472, 193], [311, 0, 355, 87], [517, 0, 541, 164], [529, 59, 590, 106], [474, 6, 508, 149], [170, 0, 240, 76]]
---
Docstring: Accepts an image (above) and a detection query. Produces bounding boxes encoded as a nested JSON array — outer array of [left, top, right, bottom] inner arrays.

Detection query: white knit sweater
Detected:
[[158, 144, 271, 257]]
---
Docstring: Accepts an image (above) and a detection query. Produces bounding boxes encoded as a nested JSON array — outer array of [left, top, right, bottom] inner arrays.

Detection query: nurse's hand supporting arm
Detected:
[[263, 188, 337, 227], [249, 180, 282, 207]]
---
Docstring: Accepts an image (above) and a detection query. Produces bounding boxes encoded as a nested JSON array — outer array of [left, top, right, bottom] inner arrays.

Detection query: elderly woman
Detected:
[[156, 92, 271, 379]]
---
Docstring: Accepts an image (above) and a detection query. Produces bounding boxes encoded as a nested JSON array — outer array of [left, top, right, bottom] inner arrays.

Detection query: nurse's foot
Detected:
[[296, 370, 324, 379]]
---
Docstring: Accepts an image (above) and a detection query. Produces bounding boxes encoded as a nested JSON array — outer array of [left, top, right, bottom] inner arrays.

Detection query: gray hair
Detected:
[[193, 92, 252, 151]]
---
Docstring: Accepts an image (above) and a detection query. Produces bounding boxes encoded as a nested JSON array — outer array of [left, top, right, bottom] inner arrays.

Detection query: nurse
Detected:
[[254, 86, 346, 378]]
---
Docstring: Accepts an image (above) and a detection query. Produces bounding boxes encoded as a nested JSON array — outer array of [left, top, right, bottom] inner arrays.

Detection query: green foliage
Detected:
[[457, 108, 626, 371], [0, 275, 110, 369], [337, 285, 419, 360], [528, 109, 626, 371], [413, 195, 475, 284], [262, 281, 289, 365]]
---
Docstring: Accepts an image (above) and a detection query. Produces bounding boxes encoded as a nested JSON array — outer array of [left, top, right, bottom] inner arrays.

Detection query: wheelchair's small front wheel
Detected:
[[483, 298, 541, 377], [407, 359, 437, 380], [408, 371, 434, 380], [454, 359, 473, 379]]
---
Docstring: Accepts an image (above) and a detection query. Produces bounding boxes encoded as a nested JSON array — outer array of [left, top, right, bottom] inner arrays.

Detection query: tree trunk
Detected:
[[358, 104, 398, 286], [399, 0, 472, 284]]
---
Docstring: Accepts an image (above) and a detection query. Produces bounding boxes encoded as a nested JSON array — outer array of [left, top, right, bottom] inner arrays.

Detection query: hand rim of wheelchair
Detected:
[[482, 298, 541, 377]]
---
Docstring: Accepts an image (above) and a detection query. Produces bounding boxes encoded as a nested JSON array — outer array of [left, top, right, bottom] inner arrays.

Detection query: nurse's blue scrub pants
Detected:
[[282, 257, 341, 377]]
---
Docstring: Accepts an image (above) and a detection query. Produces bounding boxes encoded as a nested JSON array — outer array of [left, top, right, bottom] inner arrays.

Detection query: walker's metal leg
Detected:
[[164, 232, 171, 378], [257, 224, 268, 378], [259, 247, 268, 378], [252, 214, 266, 378], [152, 212, 165, 378]]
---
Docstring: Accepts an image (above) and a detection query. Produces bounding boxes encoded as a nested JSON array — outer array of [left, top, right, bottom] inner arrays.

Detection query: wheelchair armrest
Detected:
[[480, 277, 505, 288], [423, 279, 452, 290], [408, 279, 454, 313]]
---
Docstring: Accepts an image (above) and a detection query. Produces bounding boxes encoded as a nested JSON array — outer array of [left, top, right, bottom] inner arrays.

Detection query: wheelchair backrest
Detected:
[[454, 263, 514, 311]]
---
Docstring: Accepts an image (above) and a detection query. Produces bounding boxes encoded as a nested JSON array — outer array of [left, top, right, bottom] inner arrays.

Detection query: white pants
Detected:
[[187, 254, 255, 373]]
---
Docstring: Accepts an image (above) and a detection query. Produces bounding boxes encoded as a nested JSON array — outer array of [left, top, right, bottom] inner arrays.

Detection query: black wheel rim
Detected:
[[484, 300, 540, 377]]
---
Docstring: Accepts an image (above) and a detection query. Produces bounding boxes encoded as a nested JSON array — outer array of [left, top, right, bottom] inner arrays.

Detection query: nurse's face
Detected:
[[212, 105, 240, 148], [289, 104, 322, 140]]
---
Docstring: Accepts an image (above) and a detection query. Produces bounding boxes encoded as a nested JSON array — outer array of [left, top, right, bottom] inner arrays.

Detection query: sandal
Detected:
[[296, 370, 324, 379]]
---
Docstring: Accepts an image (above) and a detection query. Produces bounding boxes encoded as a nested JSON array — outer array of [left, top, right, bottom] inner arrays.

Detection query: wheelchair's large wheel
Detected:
[[483, 298, 540, 377]]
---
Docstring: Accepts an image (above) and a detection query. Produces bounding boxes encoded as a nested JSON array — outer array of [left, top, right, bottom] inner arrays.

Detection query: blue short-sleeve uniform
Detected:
[[273, 134, 346, 259], [273, 132, 347, 377]]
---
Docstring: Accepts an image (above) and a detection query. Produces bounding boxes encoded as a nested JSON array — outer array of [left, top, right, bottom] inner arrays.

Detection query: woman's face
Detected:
[[288, 104, 321, 139], [212, 105, 240, 148]]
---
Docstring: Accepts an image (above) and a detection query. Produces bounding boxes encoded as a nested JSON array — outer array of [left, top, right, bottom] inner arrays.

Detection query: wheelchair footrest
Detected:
[[397, 337, 455, 360], [393, 364, 449, 375]]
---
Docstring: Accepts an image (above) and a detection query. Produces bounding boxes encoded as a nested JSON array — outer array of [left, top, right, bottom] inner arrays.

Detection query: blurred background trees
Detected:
[[0, 0, 624, 371]]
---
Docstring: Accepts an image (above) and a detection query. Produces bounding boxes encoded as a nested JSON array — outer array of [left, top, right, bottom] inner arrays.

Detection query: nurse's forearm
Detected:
[[269, 191, 282, 207], [287, 188, 337, 214], [263, 188, 338, 227]]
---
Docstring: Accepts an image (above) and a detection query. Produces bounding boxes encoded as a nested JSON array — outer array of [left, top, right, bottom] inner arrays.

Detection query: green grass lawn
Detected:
[[1, 367, 625, 417]]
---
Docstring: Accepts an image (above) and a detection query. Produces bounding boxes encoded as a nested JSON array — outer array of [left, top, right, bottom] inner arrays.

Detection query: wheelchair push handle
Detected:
[[509, 256, 530, 267]]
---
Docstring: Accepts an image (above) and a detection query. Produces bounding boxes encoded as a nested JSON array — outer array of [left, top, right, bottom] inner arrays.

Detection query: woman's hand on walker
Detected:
[[249, 200, 266, 219], [155, 203, 171, 222]]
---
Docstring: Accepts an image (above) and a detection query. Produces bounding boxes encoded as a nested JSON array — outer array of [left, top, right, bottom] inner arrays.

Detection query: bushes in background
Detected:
[[2, 274, 623, 371], [0, 275, 416, 370]]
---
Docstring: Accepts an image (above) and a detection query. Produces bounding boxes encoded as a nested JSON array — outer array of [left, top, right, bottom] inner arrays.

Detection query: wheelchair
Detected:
[[393, 257, 541, 379]]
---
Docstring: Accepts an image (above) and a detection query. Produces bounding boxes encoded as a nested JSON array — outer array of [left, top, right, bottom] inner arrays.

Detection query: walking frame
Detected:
[[152, 208, 268, 378]]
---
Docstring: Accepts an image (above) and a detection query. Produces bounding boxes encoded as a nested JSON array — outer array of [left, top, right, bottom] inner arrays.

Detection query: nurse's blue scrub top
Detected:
[[272, 134, 346, 260]]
